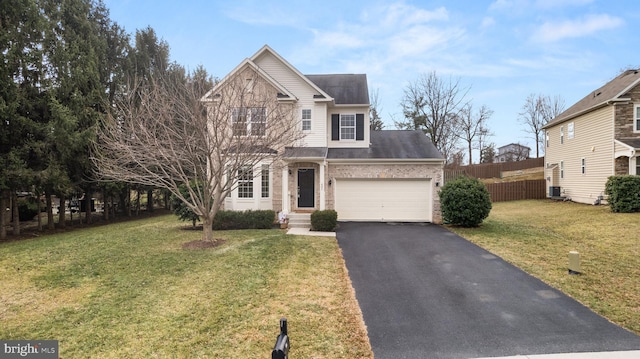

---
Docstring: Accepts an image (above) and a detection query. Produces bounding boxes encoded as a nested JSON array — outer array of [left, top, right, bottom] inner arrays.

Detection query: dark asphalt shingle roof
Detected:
[[305, 74, 369, 105], [545, 69, 640, 128], [283, 147, 328, 158], [617, 138, 640, 149], [327, 130, 443, 160]]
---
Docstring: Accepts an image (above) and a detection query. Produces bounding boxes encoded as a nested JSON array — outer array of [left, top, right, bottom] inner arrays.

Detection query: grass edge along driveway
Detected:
[[0, 215, 373, 358], [450, 199, 640, 336]]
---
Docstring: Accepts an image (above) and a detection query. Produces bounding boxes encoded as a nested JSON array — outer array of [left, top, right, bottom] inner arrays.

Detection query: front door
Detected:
[[298, 169, 315, 208]]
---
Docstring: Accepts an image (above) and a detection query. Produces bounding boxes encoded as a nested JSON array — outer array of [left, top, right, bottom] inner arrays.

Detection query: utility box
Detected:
[[568, 251, 581, 274], [549, 186, 561, 197]]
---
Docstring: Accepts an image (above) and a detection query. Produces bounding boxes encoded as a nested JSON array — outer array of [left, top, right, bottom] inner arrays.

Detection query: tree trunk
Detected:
[[36, 191, 42, 231], [147, 189, 153, 212], [84, 190, 92, 224], [12, 192, 19, 236], [0, 190, 7, 240], [135, 190, 140, 216], [58, 195, 66, 229], [202, 217, 213, 242], [46, 192, 54, 230]]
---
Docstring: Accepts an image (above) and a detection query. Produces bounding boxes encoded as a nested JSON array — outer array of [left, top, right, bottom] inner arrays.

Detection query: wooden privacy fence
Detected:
[[485, 179, 546, 202]]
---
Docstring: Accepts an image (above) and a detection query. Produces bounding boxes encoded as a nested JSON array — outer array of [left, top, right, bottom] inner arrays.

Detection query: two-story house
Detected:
[[543, 69, 640, 204], [201, 45, 444, 222], [495, 143, 531, 162]]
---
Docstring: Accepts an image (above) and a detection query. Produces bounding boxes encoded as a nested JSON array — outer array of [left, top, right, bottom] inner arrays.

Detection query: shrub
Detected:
[[439, 176, 491, 227], [171, 183, 200, 227], [17, 197, 40, 222], [213, 210, 276, 230], [605, 175, 640, 213], [311, 210, 338, 231]]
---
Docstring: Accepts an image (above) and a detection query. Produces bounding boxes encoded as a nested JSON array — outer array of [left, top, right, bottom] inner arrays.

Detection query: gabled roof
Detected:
[[306, 74, 369, 105], [200, 58, 297, 102], [544, 69, 640, 128], [327, 130, 443, 160]]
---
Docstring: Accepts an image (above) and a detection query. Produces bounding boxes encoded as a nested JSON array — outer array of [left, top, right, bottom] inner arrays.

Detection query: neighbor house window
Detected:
[[581, 158, 586, 175], [232, 107, 266, 136], [560, 126, 564, 144], [546, 131, 550, 148], [238, 166, 253, 198], [560, 161, 564, 179], [568, 122, 574, 139], [301, 109, 311, 131], [261, 164, 269, 198], [635, 157, 640, 175], [340, 114, 356, 140], [635, 105, 640, 132]]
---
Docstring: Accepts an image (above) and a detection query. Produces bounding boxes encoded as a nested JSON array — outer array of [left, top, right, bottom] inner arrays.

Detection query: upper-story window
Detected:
[[634, 105, 640, 132], [331, 113, 365, 141], [568, 122, 574, 139], [560, 126, 564, 144], [232, 107, 266, 137], [301, 109, 311, 131], [340, 114, 356, 140], [546, 131, 550, 148]]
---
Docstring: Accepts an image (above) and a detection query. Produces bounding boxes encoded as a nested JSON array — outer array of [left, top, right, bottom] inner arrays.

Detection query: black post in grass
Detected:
[[272, 318, 290, 359]]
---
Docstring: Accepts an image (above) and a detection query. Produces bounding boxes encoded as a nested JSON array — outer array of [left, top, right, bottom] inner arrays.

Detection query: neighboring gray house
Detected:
[[495, 143, 531, 162], [201, 45, 445, 222]]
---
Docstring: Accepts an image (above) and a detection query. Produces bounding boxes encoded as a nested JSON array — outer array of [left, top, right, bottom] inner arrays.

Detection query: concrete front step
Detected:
[[287, 212, 311, 228]]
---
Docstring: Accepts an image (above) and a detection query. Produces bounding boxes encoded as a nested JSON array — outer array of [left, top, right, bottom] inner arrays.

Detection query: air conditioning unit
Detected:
[[549, 186, 561, 197]]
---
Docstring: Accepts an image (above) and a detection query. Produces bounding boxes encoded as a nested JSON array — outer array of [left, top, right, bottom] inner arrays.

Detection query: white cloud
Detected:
[[532, 14, 624, 42], [535, 0, 593, 9], [481, 17, 496, 28]]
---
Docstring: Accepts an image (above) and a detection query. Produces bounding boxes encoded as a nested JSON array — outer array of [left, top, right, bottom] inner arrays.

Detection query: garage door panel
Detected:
[[335, 179, 431, 222]]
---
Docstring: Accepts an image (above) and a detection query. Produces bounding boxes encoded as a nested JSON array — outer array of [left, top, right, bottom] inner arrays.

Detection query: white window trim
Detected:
[[634, 104, 640, 133], [232, 107, 266, 137], [261, 164, 270, 198], [340, 114, 356, 141], [546, 131, 550, 148], [560, 160, 564, 179], [301, 109, 312, 132], [560, 126, 564, 144], [237, 166, 254, 198]]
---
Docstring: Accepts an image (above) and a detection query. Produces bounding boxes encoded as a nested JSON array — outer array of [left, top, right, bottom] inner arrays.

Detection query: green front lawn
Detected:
[[0, 215, 372, 358], [450, 200, 640, 335]]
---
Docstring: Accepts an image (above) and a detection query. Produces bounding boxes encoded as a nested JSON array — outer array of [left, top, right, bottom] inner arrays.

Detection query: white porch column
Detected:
[[319, 161, 326, 210], [282, 165, 289, 214]]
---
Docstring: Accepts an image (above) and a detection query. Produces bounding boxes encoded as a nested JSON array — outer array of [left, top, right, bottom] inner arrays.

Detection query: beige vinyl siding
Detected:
[[254, 52, 328, 147], [544, 106, 614, 204]]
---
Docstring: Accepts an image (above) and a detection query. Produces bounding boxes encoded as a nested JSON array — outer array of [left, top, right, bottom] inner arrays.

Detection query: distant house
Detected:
[[542, 69, 640, 204], [201, 45, 445, 222], [495, 143, 531, 162]]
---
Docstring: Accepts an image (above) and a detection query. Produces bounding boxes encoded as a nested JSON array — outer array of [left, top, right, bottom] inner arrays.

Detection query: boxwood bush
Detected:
[[439, 176, 491, 227], [605, 175, 640, 213], [213, 210, 275, 230], [18, 197, 40, 222], [311, 209, 338, 231]]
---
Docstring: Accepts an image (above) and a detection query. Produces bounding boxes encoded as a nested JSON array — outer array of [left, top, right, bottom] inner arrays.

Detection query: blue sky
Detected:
[[103, 0, 639, 162]]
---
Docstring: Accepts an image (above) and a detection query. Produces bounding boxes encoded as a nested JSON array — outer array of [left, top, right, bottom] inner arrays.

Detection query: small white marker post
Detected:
[[568, 251, 581, 275]]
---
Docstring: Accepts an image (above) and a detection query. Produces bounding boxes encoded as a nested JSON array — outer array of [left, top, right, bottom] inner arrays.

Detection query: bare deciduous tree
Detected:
[[519, 93, 565, 158], [456, 104, 493, 164], [398, 71, 469, 163], [369, 88, 384, 130], [93, 68, 302, 241]]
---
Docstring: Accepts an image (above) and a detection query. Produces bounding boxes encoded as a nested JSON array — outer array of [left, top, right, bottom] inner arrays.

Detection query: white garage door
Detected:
[[334, 179, 432, 222]]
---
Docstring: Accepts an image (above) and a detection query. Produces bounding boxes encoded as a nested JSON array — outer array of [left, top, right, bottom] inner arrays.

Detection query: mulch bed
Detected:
[[181, 238, 226, 250]]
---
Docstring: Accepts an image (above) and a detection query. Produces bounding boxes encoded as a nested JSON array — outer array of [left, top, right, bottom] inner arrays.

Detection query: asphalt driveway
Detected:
[[337, 222, 640, 359]]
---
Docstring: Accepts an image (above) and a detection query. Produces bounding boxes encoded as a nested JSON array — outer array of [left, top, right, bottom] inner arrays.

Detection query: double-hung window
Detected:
[[581, 158, 586, 175], [560, 126, 564, 144], [301, 109, 311, 131], [635, 105, 640, 132], [340, 114, 356, 140], [232, 107, 266, 136], [560, 161, 564, 179], [238, 166, 253, 198]]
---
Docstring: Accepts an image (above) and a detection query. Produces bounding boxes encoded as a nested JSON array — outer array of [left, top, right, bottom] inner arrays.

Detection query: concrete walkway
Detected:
[[286, 227, 336, 237], [337, 222, 640, 359]]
